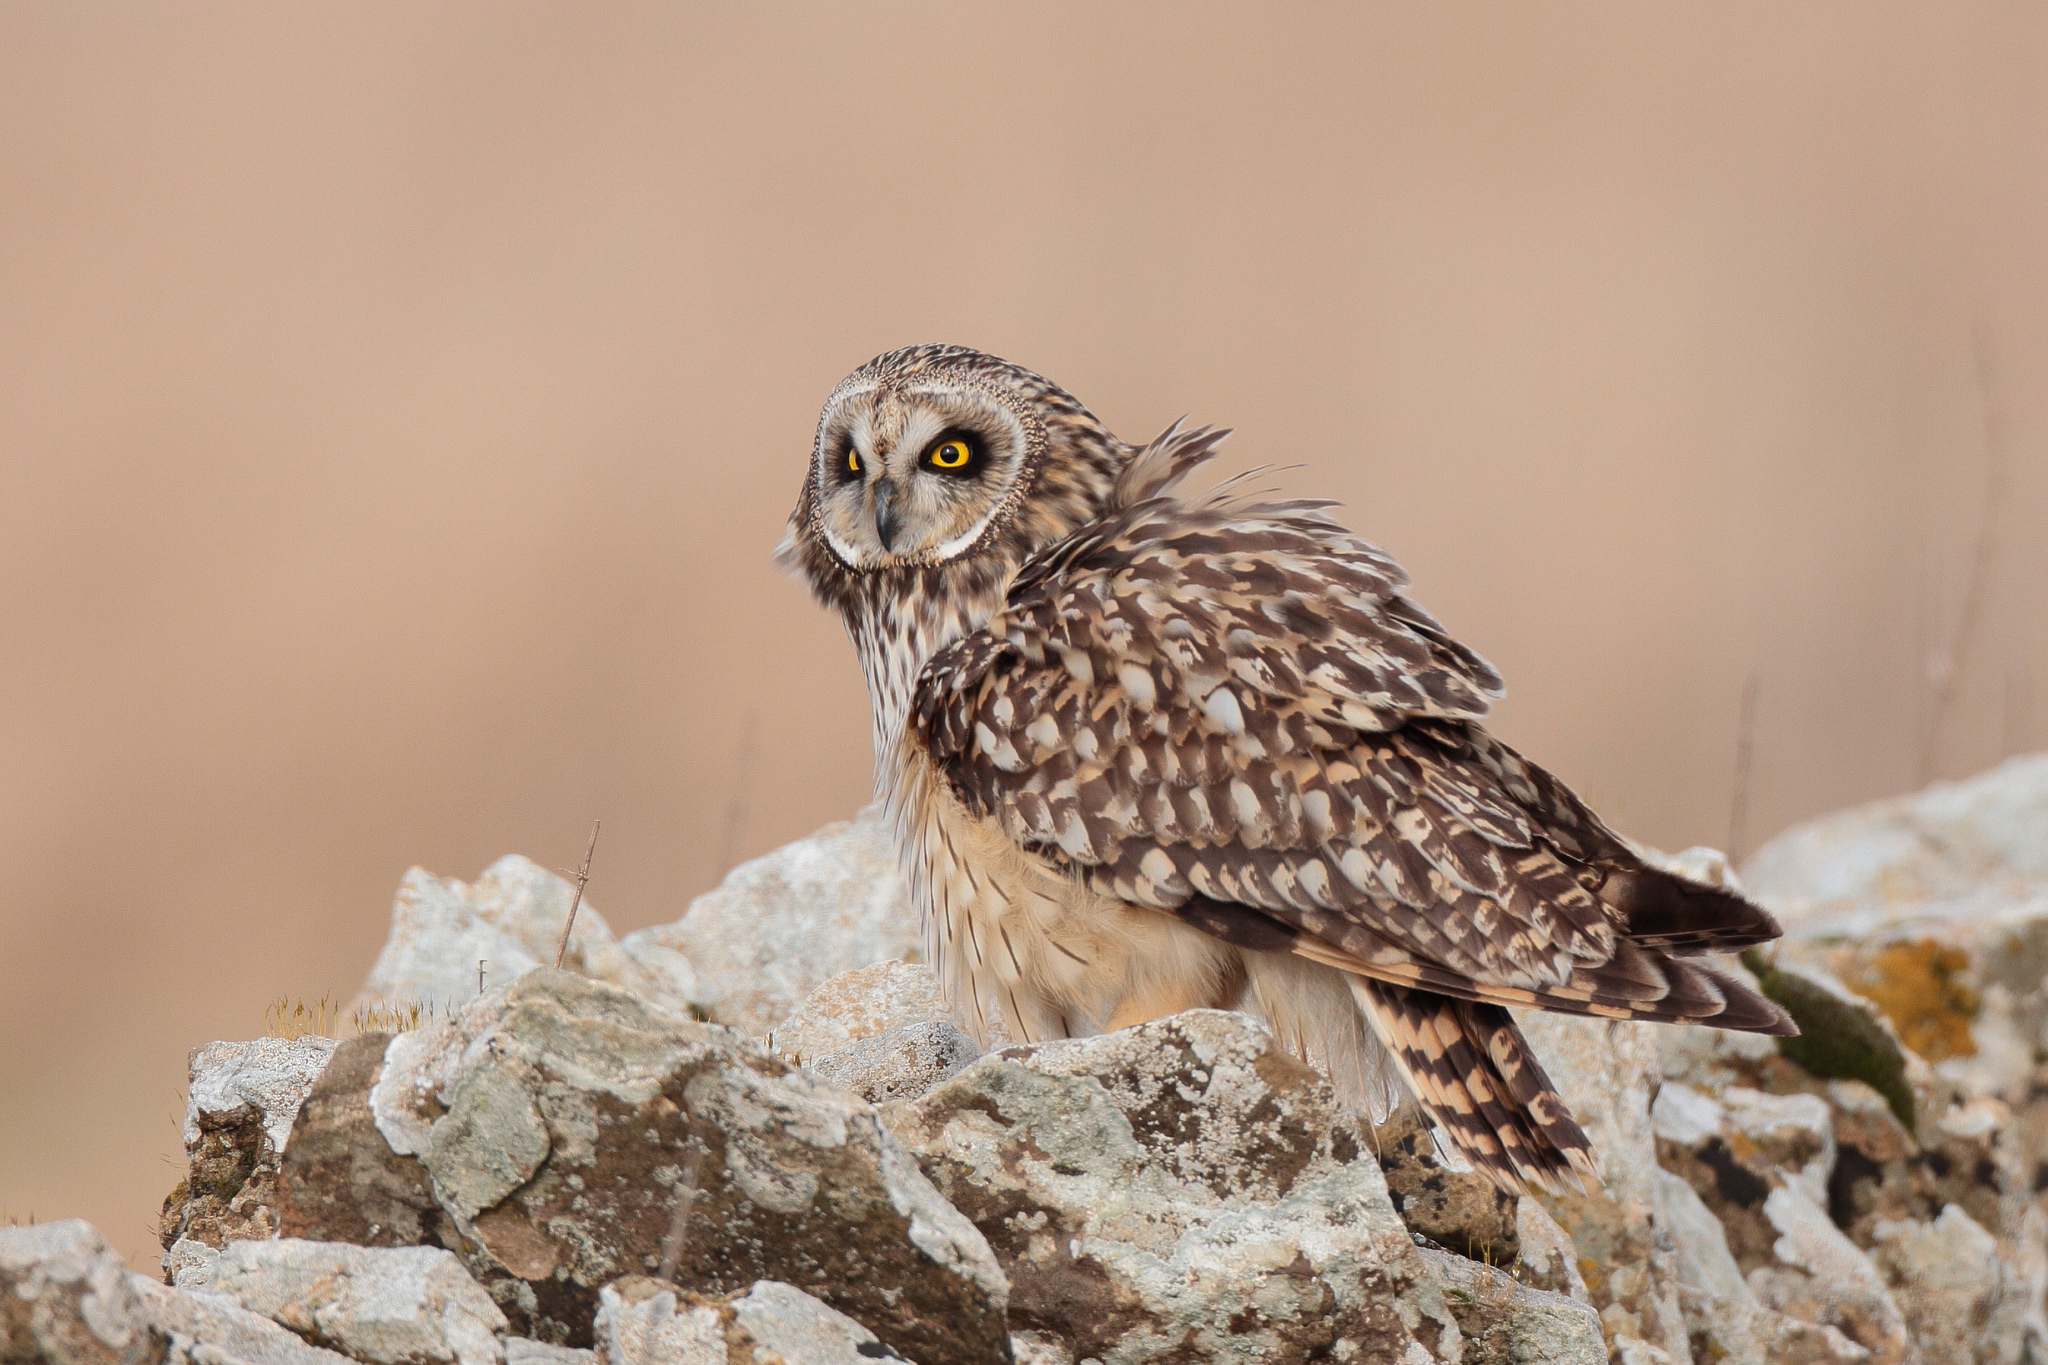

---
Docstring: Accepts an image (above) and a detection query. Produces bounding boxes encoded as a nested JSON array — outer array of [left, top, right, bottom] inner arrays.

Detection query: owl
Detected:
[[778, 344, 1793, 1193]]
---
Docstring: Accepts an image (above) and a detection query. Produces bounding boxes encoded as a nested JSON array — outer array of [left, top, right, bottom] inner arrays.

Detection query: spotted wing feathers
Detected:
[[912, 470, 1792, 1189]]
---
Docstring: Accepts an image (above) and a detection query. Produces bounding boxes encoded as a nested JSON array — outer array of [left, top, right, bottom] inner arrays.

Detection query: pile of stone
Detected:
[[9, 758, 2048, 1364]]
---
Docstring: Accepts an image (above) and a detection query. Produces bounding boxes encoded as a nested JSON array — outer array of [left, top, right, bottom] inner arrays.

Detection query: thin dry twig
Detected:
[[1728, 674, 1759, 864], [553, 820, 602, 969], [1919, 323, 2007, 785]]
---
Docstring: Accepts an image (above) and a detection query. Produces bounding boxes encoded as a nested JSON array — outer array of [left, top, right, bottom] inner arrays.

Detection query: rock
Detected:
[[131, 1273, 365, 1365], [501, 1342, 593, 1365], [807, 1022, 980, 1106], [1868, 1205, 2033, 1365], [1743, 753, 2048, 1101], [0, 1221, 158, 1365], [1517, 1012, 1692, 1364], [1657, 1170, 1749, 1302], [1746, 1184, 1914, 1365], [626, 806, 919, 1033], [276, 1033, 446, 1250], [593, 1277, 911, 1365], [1744, 753, 2048, 921], [345, 967, 1006, 1364], [162, 1036, 340, 1256], [1418, 1248, 1606, 1365], [1370, 1106, 1520, 1265], [206, 1240, 508, 1365], [889, 1007, 1605, 1364], [1676, 1287, 1871, 1364], [162, 1239, 219, 1292], [1513, 1197, 1591, 1303], [351, 857, 702, 1021], [764, 961, 951, 1065]]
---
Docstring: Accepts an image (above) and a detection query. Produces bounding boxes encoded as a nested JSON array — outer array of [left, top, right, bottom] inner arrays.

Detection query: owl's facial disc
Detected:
[[813, 383, 1028, 568]]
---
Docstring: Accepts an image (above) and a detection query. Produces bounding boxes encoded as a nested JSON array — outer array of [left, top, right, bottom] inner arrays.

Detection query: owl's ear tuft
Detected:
[[1112, 420, 1232, 508]]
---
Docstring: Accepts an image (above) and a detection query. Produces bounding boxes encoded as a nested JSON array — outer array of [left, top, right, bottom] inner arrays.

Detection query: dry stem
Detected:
[[553, 820, 602, 970]]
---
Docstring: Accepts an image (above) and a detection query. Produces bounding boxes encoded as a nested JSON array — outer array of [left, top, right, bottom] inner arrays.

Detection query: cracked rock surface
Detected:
[[887, 1008, 1604, 1364], [344, 968, 1005, 1364]]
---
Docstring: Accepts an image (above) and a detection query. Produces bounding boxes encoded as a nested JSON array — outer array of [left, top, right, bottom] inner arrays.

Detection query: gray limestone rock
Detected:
[[1418, 1248, 1606, 1365], [129, 1272, 360, 1365], [0, 1222, 159, 1365], [764, 960, 952, 1065], [351, 967, 1005, 1365], [205, 1240, 507, 1365], [889, 1008, 1605, 1364], [806, 1021, 980, 1106], [593, 1277, 909, 1365], [1677, 1287, 1871, 1365], [1517, 1012, 1693, 1364], [162, 1037, 340, 1257], [350, 857, 704, 1023], [627, 806, 919, 1033]]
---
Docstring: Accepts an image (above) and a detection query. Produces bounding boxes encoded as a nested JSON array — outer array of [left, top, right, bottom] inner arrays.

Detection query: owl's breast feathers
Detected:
[[910, 481, 1794, 1037]]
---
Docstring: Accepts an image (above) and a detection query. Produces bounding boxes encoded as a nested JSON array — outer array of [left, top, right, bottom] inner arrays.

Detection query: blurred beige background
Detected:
[[3, 3, 2044, 1265]]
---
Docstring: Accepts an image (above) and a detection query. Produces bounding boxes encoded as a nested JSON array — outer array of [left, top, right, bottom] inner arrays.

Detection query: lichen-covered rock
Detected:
[[1677, 1287, 1871, 1364], [593, 1277, 910, 1365], [347, 967, 1005, 1365], [807, 1022, 979, 1106], [130, 1271, 358, 1365], [627, 806, 919, 1033], [889, 1008, 1604, 1364], [1370, 1107, 1519, 1265], [1868, 1205, 2033, 1365], [1517, 1012, 1693, 1363], [501, 1341, 593, 1365], [161, 1036, 340, 1257], [0, 1221, 159, 1365], [206, 1240, 508, 1365], [352, 857, 703, 1020], [1744, 753, 2048, 1104], [1418, 1248, 1605, 1365], [764, 961, 951, 1065], [1746, 1184, 1914, 1365]]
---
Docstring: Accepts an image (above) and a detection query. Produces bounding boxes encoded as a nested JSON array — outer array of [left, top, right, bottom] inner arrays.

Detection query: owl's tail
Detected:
[[1348, 978, 1600, 1195]]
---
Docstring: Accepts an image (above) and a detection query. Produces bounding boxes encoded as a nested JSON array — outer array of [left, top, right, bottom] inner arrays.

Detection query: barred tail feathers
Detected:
[[1347, 977, 1599, 1196]]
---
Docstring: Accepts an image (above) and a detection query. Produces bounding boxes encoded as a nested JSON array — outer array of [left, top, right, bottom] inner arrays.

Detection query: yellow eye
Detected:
[[846, 448, 861, 474], [928, 439, 971, 470]]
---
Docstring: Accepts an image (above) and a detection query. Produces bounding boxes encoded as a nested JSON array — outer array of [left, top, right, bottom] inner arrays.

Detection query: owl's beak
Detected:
[[872, 476, 900, 552]]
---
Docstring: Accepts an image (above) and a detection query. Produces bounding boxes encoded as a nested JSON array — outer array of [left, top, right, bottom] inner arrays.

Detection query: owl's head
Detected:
[[779, 345, 1129, 601]]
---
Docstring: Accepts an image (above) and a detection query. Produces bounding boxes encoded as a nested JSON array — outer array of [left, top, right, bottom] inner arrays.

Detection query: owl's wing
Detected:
[[914, 492, 1787, 1022]]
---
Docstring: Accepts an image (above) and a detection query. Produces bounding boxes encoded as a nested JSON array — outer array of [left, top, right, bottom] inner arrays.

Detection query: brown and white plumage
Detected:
[[780, 344, 1794, 1194]]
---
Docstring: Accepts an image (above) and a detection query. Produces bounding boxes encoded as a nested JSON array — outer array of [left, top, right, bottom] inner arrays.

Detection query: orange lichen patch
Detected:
[[1843, 939, 1980, 1061]]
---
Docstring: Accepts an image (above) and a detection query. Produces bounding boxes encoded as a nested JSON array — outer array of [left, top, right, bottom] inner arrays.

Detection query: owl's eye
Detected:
[[923, 433, 981, 475], [842, 446, 862, 479]]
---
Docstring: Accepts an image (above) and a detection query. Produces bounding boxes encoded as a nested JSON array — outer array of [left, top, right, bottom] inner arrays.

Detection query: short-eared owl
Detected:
[[779, 344, 1793, 1192]]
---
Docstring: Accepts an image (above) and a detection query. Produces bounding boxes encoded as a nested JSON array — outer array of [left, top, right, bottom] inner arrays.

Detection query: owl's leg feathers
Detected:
[[1347, 977, 1600, 1196], [1103, 976, 1232, 1031]]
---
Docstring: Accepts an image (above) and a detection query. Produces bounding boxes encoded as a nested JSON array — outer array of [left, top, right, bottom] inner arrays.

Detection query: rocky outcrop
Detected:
[[161, 1036, 340, 1254], [887, 1008, 1604, 1363], [321, 969, 1006, 1364], [349, 858, 702, 1022], [23, 761, 2048, 1365]]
